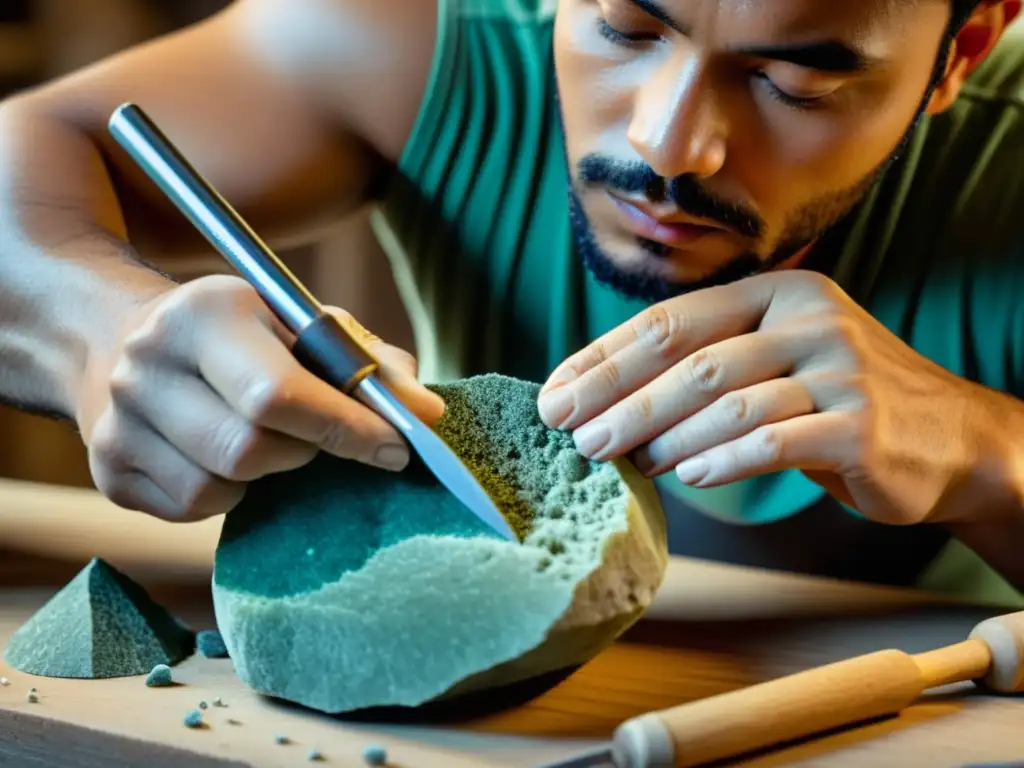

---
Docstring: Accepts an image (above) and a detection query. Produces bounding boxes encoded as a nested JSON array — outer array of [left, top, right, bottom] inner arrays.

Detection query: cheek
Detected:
[[553, 6, 635, 162], [747, 69, 934, 197]]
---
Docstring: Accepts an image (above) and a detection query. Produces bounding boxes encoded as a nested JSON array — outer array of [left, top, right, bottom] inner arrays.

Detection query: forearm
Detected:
[[0, 99, 174, 422], [942, 389, 1024, 593]]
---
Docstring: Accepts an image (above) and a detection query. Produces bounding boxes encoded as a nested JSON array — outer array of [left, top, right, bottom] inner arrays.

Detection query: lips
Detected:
[[607, 193, 723, 248]]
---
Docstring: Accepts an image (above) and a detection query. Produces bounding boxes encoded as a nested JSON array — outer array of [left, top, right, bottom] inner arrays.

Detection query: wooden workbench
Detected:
[[2, 478, 1024, 767]]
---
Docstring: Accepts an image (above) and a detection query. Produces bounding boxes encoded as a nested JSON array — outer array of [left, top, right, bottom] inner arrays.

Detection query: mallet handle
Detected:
[[612, 640, 992, 768]]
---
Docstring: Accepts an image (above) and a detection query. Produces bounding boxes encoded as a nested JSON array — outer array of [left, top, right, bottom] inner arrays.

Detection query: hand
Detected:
[[538, 270, 1018, 526], [76, 275, 444, 522]]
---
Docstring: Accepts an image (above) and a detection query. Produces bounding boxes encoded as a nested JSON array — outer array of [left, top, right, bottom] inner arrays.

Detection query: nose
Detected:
[[627, 50, 727, 180]]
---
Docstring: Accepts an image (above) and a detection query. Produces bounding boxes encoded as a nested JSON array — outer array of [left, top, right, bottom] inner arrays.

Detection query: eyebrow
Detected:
[[623, 0, 879, 74], [734, 41, 874, 74]]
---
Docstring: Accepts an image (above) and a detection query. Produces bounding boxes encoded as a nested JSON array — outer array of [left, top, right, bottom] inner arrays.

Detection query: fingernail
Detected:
[[374, 444, 409, 471], [541, 368, 577, 394], [574, 421, 611, 458], [675, 457, 708, 485], [537, 389, 575, 428]]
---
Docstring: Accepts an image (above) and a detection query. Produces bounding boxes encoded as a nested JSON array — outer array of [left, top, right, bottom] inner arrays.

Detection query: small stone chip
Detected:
[[212, 696, 225, 707], [274, 734, 289, 745], [145, 664, 173, 687], [307, 749, 324, 762], [362, 744, 387, 766], [184, 709, 203, 728], [226, 718, 241, 725], [198, 700, 208, 709], [196, 630, 229, 659], [0, 677, 10, 686]]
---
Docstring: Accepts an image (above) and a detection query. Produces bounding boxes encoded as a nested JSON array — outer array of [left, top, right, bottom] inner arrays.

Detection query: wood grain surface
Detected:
[[3, 479, 1024, 767]]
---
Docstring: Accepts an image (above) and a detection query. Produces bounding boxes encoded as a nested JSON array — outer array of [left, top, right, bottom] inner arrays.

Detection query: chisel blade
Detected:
[[356, 376, 519, 542]]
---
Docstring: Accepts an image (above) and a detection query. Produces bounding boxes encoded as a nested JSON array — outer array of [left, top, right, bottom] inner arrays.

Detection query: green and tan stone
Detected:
[[212, 374, 668, 714]]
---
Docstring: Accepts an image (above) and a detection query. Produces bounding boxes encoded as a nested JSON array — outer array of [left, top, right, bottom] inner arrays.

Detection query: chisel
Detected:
[[107, 102, 518, 543]]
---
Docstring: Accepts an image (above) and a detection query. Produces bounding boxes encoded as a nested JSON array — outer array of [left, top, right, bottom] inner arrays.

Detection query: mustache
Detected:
[[577, 154, 763, 239]]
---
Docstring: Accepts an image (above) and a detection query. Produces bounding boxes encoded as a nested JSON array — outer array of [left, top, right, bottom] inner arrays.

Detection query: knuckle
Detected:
[[578, 341, 611, 372], [107, 358, 143, 406], [752, 425, 784, 464], [797, 270, 840, 299], [682, 349, 723, 395], [88, 411, 128, 468], [595, 361, 622, 391], [719, 391, 752, 427], [628, 391, 654, 422], [635, 304, 686, 354], [190, 274, 259, 306], [843, 373, 874, 407], [819, 314, 860, 347], [168, 275, 264, 325], [120, 320, 164, 362], [237, 375, 296, 423]]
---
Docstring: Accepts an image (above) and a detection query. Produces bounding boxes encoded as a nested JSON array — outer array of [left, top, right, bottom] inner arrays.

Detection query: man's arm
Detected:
[[943, 393, 1024, 593], [0, 0, 436, 423]]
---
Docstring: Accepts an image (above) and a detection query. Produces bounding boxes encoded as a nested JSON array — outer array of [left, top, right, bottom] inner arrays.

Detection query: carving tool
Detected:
[[107, 102, 518, 543], [538, 610, 1024, 767]]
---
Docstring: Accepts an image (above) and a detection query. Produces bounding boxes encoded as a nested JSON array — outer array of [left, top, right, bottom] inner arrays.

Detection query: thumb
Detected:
[[325, 307, 446, 424]]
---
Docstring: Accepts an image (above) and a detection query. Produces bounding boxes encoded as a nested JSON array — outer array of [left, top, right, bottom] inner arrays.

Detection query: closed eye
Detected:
[[595, 14, 662, 46], [754, 72, 829, 110]]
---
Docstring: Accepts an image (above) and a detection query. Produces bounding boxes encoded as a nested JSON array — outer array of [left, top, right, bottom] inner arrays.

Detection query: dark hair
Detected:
[[950, 0, 987, 31]]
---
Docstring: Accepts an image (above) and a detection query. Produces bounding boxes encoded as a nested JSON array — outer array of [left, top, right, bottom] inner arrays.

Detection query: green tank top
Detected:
[[371, 0, 1024, 603]]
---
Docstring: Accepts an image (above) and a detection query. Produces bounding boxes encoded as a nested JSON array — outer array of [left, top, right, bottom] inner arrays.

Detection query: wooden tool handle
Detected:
[[611, 649, 926, 768]]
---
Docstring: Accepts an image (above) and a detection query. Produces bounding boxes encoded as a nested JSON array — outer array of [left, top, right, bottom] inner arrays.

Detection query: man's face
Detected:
[[553, 0, 955, 301]]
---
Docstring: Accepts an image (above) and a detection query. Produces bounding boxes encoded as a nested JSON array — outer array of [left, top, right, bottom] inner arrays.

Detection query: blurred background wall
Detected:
[[0, 0, 414, 488]]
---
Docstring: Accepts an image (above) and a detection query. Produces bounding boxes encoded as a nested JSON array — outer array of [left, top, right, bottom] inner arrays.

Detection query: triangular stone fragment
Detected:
[[4, 557, 194, 678]]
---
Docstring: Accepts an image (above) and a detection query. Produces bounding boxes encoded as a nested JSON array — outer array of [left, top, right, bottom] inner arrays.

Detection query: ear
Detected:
[[926, 0, 1021, 114]]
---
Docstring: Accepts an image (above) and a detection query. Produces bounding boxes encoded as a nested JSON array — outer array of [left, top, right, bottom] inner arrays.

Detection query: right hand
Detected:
[[76, 274, 444, 522]]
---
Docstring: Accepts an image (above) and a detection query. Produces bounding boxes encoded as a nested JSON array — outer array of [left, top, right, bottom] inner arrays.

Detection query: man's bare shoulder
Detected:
[[235, 0, 440, 161], [3, 0, 442, 256]]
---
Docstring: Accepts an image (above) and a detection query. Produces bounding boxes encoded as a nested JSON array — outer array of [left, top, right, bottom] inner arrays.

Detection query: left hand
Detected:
[[537, 270, 1016, 526]]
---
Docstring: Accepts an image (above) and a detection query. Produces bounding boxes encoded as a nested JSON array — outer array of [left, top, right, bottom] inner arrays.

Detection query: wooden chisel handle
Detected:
[[610, 649, 932, 768]]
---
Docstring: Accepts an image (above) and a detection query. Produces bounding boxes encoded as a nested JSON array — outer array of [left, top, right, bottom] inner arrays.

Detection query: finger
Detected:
[[325, 306, 445, 423], [539, 275, 775, 395], [90, 464, 185, 521], [632, 378, 815, 477], [566, 329, 804, 459], [537, 281, 773, 429], [671, 411, 856, 488], [109, 362, 318, 481], [194, 312, 412, 470], [88, 407, 245, 521]]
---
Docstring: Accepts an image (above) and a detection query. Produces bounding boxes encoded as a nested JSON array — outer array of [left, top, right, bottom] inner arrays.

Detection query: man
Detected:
[[0, 0, 1021, 593]]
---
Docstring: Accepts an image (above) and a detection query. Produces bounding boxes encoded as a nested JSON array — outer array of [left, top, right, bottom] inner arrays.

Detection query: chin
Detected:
[[568, 191, 764, 303]]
